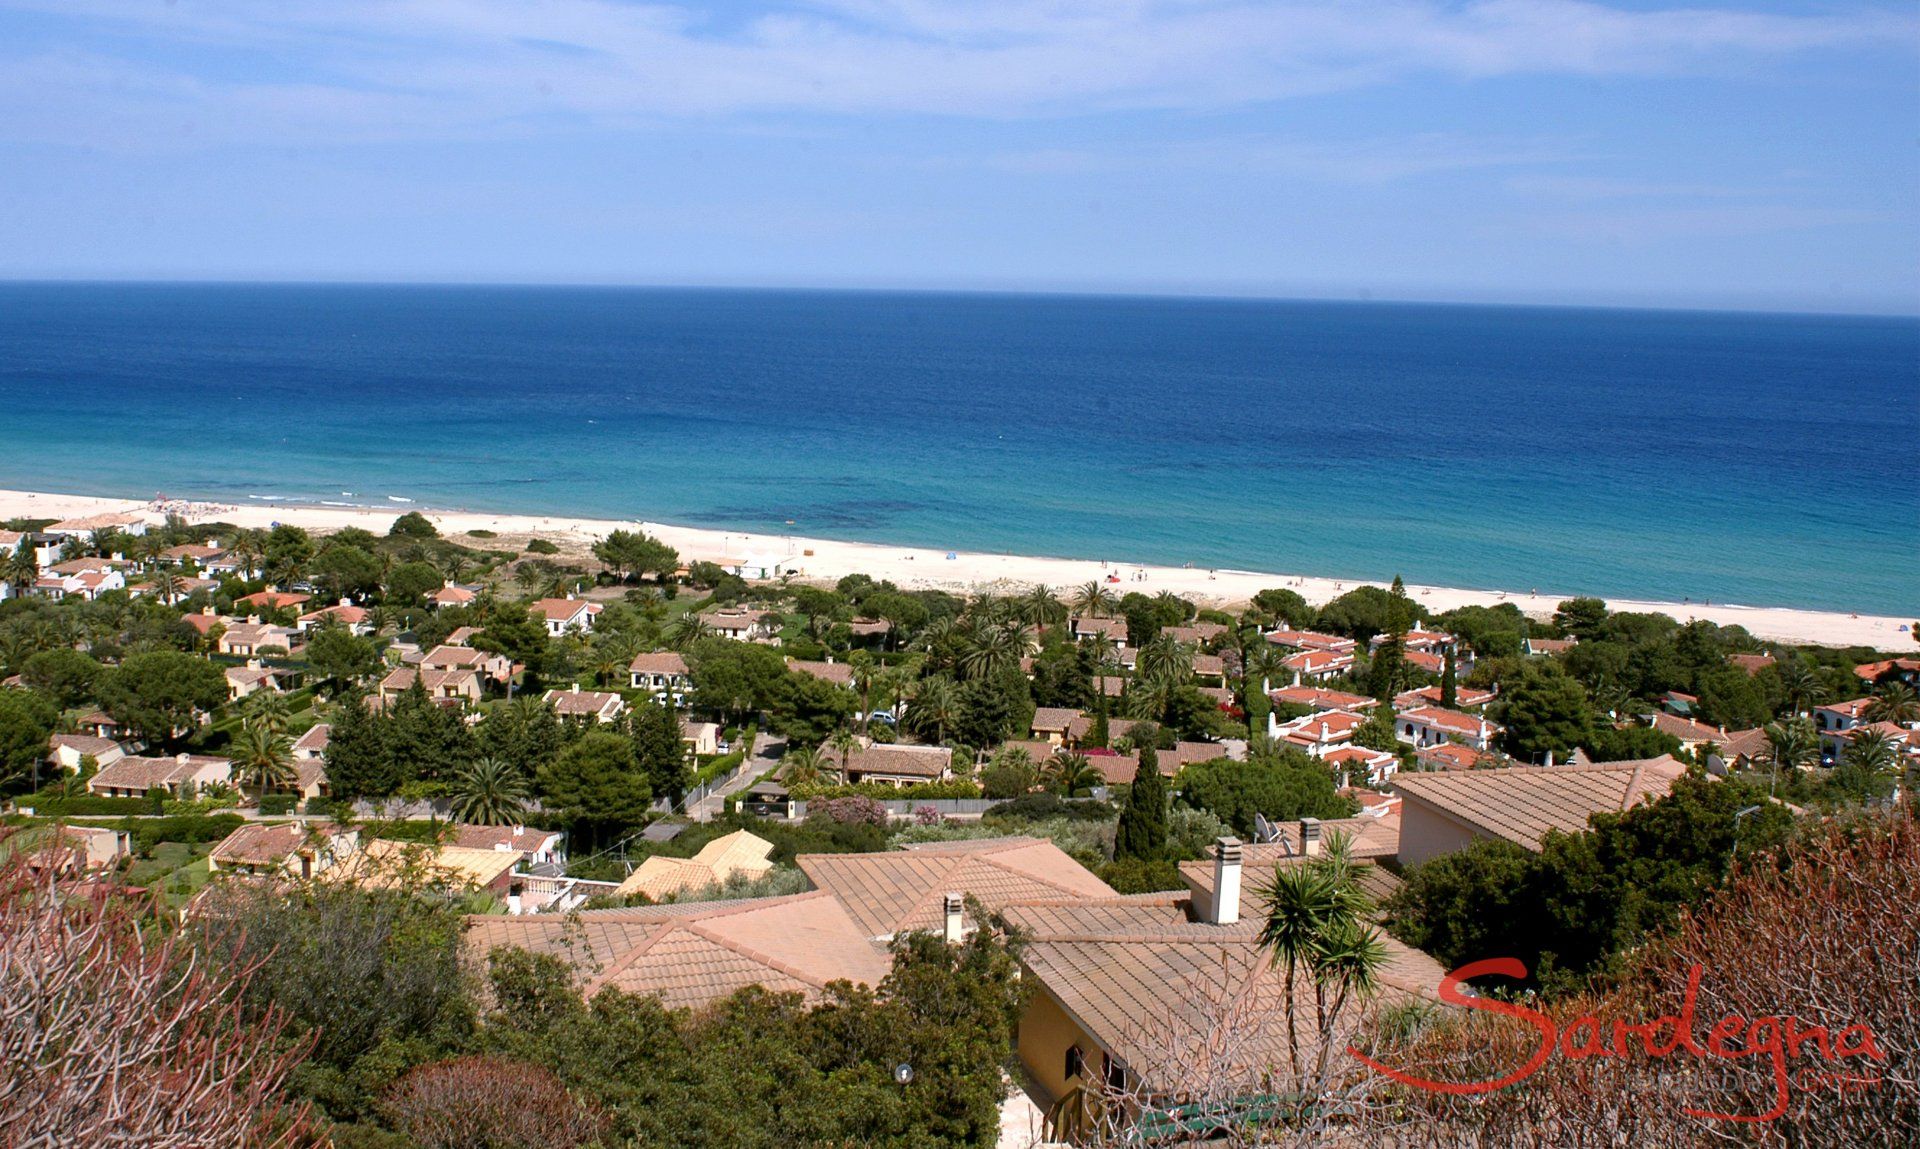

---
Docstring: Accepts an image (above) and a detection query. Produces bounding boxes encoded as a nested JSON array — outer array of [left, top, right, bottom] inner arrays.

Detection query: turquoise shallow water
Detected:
[[0, 283, 1914, 614]]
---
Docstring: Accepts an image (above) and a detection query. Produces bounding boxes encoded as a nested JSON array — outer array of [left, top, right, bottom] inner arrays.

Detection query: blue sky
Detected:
[[0, 1, 1914, 312]]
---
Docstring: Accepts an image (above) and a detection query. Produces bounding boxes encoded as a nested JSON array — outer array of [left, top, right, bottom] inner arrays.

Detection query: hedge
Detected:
[[789, 780, 983, 801], [21, 794, 147, 817]]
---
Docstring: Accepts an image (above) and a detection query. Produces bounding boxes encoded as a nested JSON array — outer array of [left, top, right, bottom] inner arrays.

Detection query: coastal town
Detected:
[[2, 496, 1913, 1146]]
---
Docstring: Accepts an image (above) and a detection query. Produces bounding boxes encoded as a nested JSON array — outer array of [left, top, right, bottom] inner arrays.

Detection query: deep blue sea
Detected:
[[0, 283, 1914, 614]]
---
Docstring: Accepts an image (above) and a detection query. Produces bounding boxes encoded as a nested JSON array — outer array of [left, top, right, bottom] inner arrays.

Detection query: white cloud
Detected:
[[0, 0, 1907, 147]]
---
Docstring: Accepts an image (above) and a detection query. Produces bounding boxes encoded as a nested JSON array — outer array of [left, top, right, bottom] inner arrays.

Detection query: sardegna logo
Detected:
[[1349, 958, 1886, 1123]]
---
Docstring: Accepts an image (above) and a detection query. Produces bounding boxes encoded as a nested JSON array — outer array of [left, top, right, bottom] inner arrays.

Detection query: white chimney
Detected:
[[1300, 818, 1322, 857], [1209, 837, 1243, 925], [943, 892, 964, 944]]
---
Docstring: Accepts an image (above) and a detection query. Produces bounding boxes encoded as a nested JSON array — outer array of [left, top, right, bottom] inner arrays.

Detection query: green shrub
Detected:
[[257, 794, 298, 816], [22, 794, 147, 817], [1099, 857, 1186, 893], [524, 539, 559, 555], [466, 529, 497, 539]]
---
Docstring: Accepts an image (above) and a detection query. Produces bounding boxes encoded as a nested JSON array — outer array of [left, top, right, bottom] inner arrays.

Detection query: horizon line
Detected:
[[3, 275, 1915, 323]]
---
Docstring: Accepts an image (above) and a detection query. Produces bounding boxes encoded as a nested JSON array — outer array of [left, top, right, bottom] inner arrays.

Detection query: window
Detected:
[[1064, 1045, 1085, 1083]]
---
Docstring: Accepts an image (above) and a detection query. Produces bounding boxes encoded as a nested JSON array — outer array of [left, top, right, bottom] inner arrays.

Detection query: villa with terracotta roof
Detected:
[[630, 651, 693, 700], [1395, 705, 1501, 752], [379, 664, 482, 706], [466, 891, 894, 1010], [1269, 685, 1373, 713], [1416, 741, 1498, 772], [46, 733, 124, 773], [1007, 840, 1444, 1107], [218, 620, 301, 657], [86, 753, 231, 799], [841, 742, 954, 786], [1322, 743, 1399, 787], [697, 608, 778, 643], [786, 658, 855, 686], [296, 600, 372, 634], [543, 685, 626, 723], [1265, 629, 1355, 654], [798, 837, 1117, 940], [1280, 647, 1354, 681], [448, 824, 565, 867], [1391, 757, 1689, 866], [1393, 684, 1496, 711], [1271, 709, 1368, 755], [616, 829, 776, 901], [1069, 616, 1128, 643], [1813, 698, 1876, 761], [530, 596, 602, 636], [208, 822, 358, 880]]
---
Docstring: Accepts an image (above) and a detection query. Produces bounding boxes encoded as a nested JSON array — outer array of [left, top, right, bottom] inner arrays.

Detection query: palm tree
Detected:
[[4, 540, 38, 598], [1257, 862, 1337, 1078], [233, 719, 295, 798], [1763, 717, 1818, 797], [590, 633, 640, 688], [1070, 581, 1117, 619], [1137, 634, 1189, 681], [1044, 751, 1100, 797], [227, 529, 262, 580], [1016, 584, 1066, 629], [1864, 682, 1919, 727], [906, 676, 959, 744], [957, 619, 1026, 682], [1843, 727, 1899, 786], [241, 690, 293, 738], [780, 745, 829, 788], [828, 728, 860, 782], [449, 757, 530, 826], [1258, 832, 1382, 1080], [1775, 657, 1821, 716], [664, 614, 714, 652], [151, 568, 183, 606]]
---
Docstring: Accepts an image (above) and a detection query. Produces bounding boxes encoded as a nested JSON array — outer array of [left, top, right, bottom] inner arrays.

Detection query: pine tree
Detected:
[[1114, 744, 1168, 862], [630, 699, 692, 801], [322, 692, 396, 800]]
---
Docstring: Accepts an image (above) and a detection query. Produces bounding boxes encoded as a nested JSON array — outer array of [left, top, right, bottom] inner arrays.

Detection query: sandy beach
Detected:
[[3, 487, 1910, 651]]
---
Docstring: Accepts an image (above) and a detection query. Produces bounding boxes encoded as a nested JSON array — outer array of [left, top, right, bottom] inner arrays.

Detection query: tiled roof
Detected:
[[1161, 623, 1228, 644], [1400, 706, 1498, 737], [1393, 685, 1496, 711], [1647, 711, 1726, 743], [629, 651, 690, 675], [1391, 758, 1688, 852], [90, 754, 229, 792], [1004, 894, 1445, 1093], [531, 597, 597, 622], [616, 829, 775, 899], [448, 824, 562, 855], [1270, 685, 1374, 712], [542, 688, 624, 717], [1031, 707, 1080, 733], [798, 837, 1116, 938], [787, 659, 854, 686], [466, 891, 893, 1010], [48, 733, 120, 757], [209, 822, 310, 867], [1266, 629, 1355, 652], [291, 724, 331, 756], [844, 743, 952, 779]]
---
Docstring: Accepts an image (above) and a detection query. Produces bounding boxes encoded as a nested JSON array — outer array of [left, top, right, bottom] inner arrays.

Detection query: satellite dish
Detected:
[[893, 1063, 915, 1085]]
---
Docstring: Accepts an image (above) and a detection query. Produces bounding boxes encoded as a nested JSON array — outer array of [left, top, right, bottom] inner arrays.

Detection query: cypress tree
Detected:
[[1441, 647, 1458, 709], [1087, 693, 1111, 750], [1114, 744, 1168, 862]]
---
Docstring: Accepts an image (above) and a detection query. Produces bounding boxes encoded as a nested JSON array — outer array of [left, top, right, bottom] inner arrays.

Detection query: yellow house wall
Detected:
[[1019, 983, 1100, 1104]]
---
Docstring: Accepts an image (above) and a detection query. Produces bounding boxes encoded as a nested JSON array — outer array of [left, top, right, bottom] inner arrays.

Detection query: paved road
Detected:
[[688, 730, 784, 821]]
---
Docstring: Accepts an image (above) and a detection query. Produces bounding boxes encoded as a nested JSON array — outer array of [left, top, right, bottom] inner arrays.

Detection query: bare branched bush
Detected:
[[1354, 805, 1920, 1147], [381, 1055, 608, 1149], [0, 854, 317, 1147]]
